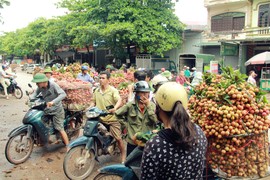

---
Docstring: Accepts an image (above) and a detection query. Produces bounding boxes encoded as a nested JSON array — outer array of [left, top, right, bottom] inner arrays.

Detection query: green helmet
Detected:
[[43, 67, 52, 73], [106, 64, 112, 69], [134, 81, 151, 92], [32, 73, 49, 83], [161, 70, 172, 80]]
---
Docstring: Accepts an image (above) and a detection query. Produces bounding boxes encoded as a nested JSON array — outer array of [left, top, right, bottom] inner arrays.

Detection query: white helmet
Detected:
[[151, 74, 168, 92], [151, 74, 168, 86], [155, 82, 188, 111]]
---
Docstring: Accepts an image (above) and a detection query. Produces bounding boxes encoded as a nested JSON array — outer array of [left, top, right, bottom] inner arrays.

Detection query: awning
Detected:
[[197, 42, 221, 46], [179, 53, 215, 64], [196, 53, 215, 64]]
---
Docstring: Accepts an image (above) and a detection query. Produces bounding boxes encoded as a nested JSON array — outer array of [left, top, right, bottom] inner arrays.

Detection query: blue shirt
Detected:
[[77, 73, 94, 83]]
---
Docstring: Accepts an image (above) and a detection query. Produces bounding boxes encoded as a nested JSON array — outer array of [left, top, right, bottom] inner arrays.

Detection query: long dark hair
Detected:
[[166, 101, 196, 150]]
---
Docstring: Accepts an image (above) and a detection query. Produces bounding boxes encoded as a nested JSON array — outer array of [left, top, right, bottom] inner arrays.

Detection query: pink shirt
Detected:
[[176, 76, 186, 85]]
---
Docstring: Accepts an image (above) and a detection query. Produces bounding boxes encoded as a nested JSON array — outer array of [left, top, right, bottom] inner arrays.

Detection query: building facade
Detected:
[[203, 0, 270, 75]]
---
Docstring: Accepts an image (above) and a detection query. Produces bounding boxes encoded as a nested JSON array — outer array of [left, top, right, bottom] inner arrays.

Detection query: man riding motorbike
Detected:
[[77, 65, 95, 83], [0, 65, 12, 99], [31, 73, 69, 147]]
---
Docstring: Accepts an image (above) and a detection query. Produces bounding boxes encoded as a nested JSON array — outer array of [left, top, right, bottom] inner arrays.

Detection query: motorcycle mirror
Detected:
[[28, 83, 32, 88]]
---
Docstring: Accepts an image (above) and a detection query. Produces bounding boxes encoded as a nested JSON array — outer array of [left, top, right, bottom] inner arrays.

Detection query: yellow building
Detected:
[[202, 0, 270, 75]]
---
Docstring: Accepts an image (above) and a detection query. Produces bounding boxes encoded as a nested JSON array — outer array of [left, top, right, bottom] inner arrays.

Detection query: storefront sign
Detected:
[[210, 61, 219, 74], [220, 43, 238, 56]]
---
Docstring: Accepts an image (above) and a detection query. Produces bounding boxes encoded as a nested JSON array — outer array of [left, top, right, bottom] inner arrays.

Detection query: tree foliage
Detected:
[[59, 0, 184, 56], [0, 0, 184, 60]]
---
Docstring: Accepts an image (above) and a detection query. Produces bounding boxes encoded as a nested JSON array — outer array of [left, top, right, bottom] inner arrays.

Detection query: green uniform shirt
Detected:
[[93, 85, 120, 122], [115, 100, 157, 145]]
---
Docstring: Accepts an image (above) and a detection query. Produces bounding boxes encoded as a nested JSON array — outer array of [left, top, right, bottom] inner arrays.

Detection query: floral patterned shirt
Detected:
[[141, 124, 207, 180]]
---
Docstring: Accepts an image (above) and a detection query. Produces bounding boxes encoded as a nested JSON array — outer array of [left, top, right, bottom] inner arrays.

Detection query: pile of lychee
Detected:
[[189, 69, 270, 178]]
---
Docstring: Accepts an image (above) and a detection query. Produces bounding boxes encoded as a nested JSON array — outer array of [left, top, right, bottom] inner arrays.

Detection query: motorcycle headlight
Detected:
[[85, 111, 99, 118]]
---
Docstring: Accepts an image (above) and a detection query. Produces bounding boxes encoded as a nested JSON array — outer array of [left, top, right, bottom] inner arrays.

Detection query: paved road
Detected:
[[0, 69, 121, 180]]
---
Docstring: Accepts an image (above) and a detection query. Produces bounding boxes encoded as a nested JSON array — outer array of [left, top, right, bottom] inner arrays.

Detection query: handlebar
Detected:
[[85, 107, 109, 119]]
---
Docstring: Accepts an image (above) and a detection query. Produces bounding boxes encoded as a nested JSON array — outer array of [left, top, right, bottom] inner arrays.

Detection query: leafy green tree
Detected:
[[59, 0, 184, 58]]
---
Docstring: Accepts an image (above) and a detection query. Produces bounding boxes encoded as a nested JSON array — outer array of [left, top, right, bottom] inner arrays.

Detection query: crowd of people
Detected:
[[26, 64, 208, 179], [1, 61, 259, 179]]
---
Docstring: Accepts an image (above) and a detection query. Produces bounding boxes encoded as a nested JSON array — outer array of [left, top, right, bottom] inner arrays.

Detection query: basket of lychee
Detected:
[[188, 66, 270, 179]]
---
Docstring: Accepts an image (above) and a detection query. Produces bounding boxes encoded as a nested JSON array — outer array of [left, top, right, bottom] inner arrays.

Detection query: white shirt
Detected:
[[0, 69, 7, 79], [247, 76, 256, 86]]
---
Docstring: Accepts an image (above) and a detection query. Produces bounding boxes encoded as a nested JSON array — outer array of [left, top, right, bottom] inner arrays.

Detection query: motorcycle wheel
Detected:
[[5, 132, 34, 164], [13, 87, 23, 99], [63, 145, 95, 180], [94, 173, 122, 180]]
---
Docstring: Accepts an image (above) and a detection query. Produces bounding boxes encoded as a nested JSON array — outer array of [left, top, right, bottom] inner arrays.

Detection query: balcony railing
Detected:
[[204, 26, 270, 41], [245, 27, 270, 36]]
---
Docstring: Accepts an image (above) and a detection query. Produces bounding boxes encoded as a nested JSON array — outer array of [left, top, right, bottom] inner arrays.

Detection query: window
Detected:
[[258, 4, 270, 27], [211, 12, 245, 32]]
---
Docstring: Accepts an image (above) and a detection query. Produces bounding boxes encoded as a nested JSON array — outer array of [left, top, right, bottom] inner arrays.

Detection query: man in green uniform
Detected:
[[115, 81, 158, 156], [90, 71, 126, 162]]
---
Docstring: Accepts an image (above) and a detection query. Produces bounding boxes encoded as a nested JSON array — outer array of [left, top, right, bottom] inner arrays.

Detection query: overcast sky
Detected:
[[0, 0, 207, 33]]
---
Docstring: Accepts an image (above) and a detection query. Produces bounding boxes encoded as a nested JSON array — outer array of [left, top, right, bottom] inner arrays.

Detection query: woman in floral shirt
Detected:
[[141, 82, 207, 180]]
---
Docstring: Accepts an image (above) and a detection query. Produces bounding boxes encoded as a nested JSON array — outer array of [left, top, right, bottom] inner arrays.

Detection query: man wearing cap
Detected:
[[161, 70, 172, 81], [106, 64, 113, 73], [0, 65, 12, 99], [190, 67, 197, 82], [43, 67, 55, 82], [31, 73, 69, 146], [184, 67, 191, 82], [77, 65, 94, 83]]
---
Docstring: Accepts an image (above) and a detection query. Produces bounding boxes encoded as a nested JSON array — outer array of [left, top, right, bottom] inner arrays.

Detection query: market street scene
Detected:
[[1, 0, 270, 180]]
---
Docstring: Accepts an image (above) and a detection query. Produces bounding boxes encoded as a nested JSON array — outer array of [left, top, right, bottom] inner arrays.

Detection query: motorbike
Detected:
[[94, 146, 143, 180], [63, 107, 120, 180], [0, 76, 23, 99], [94, 146, 220, 180], [5, 89, 84, 165]]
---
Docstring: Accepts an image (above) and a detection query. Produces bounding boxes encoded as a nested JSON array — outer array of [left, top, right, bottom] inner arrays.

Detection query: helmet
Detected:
[[155, 82, 188, 111], [2, 65, 7, 70], [81, 65, 88, 71], [133, 81, 151, 92], [161, 70, 172, 80], [43, 67, 52, 73], [32, 73, 49, 83], [106, 65, 112, 69], [151, 74, 168, 86]]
